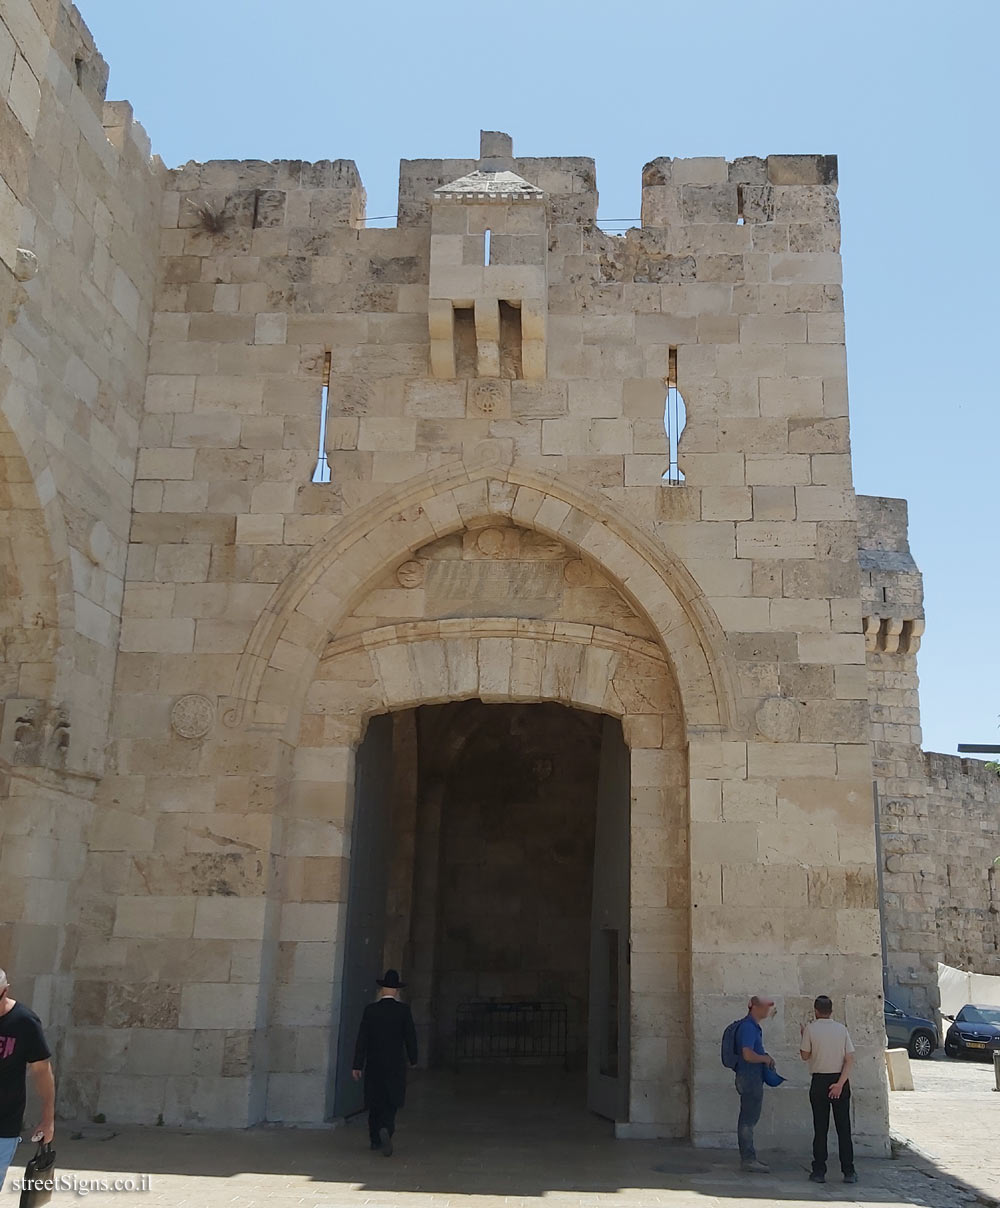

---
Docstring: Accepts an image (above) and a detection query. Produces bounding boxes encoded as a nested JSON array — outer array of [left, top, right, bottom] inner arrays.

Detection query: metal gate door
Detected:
[[331, 713, 393, 1118], [586, 715, 631, 1121]]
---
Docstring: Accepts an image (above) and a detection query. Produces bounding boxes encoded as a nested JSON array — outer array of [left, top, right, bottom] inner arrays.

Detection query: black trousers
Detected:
[[809, 1073, 854, 1175], [366, 1082, 399, 1145]]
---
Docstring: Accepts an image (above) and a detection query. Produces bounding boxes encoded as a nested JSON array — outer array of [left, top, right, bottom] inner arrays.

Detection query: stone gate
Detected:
[[0, 0, 946, 1156]]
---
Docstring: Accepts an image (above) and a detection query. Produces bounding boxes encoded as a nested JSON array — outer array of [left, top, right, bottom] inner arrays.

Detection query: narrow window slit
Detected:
[[663, 347, 686, 484], [736, 185, 745, 225], [484, 228, 491, 266], [453, 306, 477, 378], [311, 350, 332, 483]]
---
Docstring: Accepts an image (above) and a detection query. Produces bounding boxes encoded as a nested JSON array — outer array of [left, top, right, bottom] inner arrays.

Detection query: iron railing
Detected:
[[454, 1000, 568, 1068]]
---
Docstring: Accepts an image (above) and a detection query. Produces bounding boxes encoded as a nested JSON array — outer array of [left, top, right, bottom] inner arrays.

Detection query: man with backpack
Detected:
[[723, 994, 779, 1173]]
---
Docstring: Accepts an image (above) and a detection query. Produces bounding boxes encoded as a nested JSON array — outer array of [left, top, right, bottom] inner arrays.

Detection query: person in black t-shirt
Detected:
[[0, 968, 54, 1190]]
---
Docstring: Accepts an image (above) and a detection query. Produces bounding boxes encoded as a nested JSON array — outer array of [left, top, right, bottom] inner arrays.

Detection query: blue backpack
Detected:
[[721, 1017, 744, 1070]]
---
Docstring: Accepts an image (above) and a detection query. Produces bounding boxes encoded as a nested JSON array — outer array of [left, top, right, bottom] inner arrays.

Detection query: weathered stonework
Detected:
[[0, 0, 161, 1051], [2, 0, 987, 1156], [858, 496, 1000, 1016]]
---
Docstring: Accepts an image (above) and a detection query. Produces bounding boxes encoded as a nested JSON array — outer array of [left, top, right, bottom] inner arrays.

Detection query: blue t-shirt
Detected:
[[734, 1015, 765, 1082]]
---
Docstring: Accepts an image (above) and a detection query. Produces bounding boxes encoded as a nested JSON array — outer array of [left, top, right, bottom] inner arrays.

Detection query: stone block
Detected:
[[120, 619, 195, 654], [235, 514, 284, 544], [178, 983, 259, 1030], [769, 598, 830, 632], [136, 449, 195, 480], [700, 487, 752, 522], [736, 521, 816, 559], [798, 632, 865, 665], [680, 453, 745, 487], [113, 896, 195, 939], [155, 544, 211, 583], [885, 1048, 914, 1091], [265, 1072, 328, 1123], [193, 897, 268, 941], [750, 485, 795, 521], [720, 774, 777, 820], [7, 50, 41, 137], [144, 375, 195, 414], [745, 455, 811, 486], [747, 742, 838, 779], [766, 155, 838, 186], [770, 252, 843, 285], [786, 343, 847, 378], [759, 376, 823, 417], [671, 157, 729, 185], [279, 903, 342, 942]]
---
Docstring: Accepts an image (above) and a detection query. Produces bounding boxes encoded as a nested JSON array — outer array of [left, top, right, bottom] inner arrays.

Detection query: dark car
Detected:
[[884, 998, 938, 1059], [943, 1004, 1000, 1059]]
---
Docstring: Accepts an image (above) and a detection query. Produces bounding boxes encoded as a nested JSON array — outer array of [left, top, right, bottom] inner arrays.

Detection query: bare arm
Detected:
[[741, 1046, 775, 1067], [28, 1060, 55, 1142], [830, 1051, 854, 1098]]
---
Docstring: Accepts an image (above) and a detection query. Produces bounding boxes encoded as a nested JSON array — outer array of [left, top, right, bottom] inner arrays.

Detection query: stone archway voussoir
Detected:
[[226, 463, 735, 737]]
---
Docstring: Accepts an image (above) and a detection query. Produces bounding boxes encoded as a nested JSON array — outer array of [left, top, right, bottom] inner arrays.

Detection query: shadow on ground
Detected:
[[47, 1069, 990, 1206]]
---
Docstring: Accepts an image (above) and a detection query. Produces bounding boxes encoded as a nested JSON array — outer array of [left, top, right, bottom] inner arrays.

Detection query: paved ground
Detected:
[[889, 1050, 1000, 1205], [2, 1064, 995, 1208]]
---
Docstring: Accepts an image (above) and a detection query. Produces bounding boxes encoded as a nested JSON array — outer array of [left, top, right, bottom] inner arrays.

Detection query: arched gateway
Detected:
[[227, 460, 731, 1139]]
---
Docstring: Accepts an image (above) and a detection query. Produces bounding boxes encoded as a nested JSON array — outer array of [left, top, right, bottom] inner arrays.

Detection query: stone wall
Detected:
[[859, 495, 1000, 1016], [923, 753, 1000, 978], [876, 749, 1000, 1018], [0, 0, 161, 1047], [858, 494, 933, 1009]]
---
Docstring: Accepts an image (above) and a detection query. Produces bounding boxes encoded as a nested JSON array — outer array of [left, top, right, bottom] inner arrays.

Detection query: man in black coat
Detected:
[[352, 969, 418, 1156]]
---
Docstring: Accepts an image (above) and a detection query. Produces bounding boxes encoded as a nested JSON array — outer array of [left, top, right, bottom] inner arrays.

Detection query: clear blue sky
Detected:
[[80, 0, 999, 757]]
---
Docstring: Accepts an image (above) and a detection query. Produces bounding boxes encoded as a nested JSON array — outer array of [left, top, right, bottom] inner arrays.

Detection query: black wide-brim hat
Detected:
[[376, 969, 406, 988]]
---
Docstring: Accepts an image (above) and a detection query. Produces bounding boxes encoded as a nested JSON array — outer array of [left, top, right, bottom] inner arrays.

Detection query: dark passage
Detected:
[[334, 701, 630, 1123]]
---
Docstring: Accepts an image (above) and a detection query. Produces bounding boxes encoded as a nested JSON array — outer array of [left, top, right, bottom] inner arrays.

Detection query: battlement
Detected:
[[164, 158, 366, 236], [857, 495, 925, 653], [925, 750, 1000, 788], [163, 134, 840, 241]]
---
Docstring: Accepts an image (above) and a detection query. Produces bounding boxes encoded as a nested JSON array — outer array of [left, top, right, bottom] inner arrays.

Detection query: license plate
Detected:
[[967, 1041, 987, 1049]]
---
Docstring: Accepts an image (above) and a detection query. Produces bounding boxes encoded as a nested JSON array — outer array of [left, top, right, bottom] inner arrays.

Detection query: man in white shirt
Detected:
[[799, 994, 857, 1186]]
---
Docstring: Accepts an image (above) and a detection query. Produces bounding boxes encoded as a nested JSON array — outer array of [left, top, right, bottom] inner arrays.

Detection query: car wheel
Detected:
[[944, 1042, 959, 1058], [909, 1030, 934, 1059]]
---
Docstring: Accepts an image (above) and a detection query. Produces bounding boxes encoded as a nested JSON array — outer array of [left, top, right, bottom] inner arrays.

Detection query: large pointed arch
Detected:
[[222, 457, 737, 738]]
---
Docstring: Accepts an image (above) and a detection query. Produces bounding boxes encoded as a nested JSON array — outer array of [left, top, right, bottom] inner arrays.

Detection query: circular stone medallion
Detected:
[[476, 528, 507, 557], [396, 560, 424, 588], [563, 559, 592, 586], [754, 696, 799, 743], [170, 694, 215, 739]]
